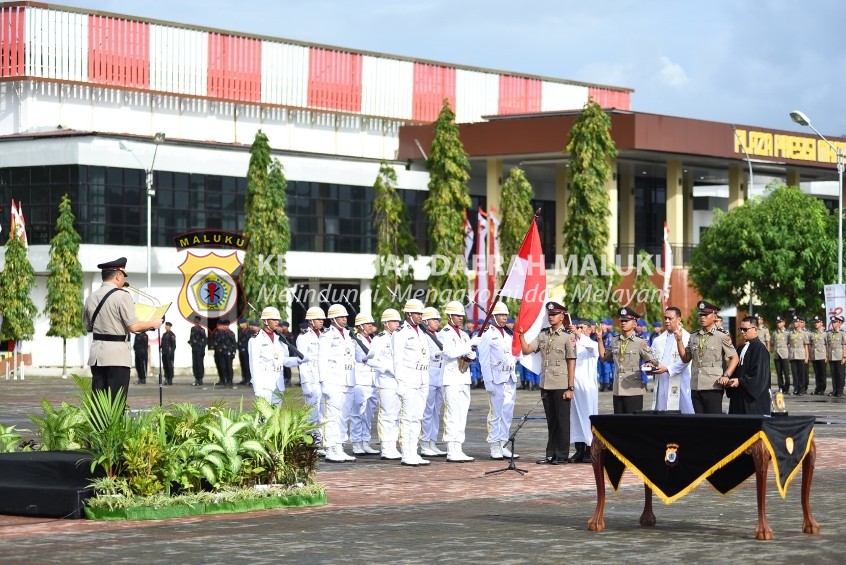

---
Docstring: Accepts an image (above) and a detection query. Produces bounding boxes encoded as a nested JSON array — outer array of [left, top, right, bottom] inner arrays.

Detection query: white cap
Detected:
[[444, 301, 465, 316], [492, 302, 509, 316], [381, 308, 401, 322], [305, 306, 325, 320], [327, 303, 348, 318], [421, 307, 440, 320], [403, 298, 425, 313], [354, 313, 375, 326], [260, 306, 281, 320]]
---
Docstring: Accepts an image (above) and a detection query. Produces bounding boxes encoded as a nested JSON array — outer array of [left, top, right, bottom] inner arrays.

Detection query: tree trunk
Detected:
[[62, 337, 68, 379]]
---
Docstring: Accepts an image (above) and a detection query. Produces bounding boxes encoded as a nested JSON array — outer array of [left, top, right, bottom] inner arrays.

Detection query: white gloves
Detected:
[[469, 335, 482, 347]]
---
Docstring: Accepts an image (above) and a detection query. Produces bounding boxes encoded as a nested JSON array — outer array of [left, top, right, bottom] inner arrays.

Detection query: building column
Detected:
[[666, 159, 684, 266], [307, 280, 320, 307], [786, 168, 801, 188], [605, 158, 618, 263], [728, 163, 745, 209], [619, 162, 635, 256], [486, 158, 503, 216], [555, 164, 569, 253], [683, 171, 694, 250], [359, 279, 372, 315]]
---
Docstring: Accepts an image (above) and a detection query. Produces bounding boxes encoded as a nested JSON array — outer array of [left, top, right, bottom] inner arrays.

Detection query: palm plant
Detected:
[[250, 393, 317, 484]]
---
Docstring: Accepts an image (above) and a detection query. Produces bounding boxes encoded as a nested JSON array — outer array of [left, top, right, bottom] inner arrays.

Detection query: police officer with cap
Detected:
[[83, 257, 163, 400], [249, 306, 307, 405], [810, 315, 829, 395], [160, 321, 176, 385], [788, 314, 810, 395], [296, 306, 326, 431], [827, 315, 846, 397], [319, 303, 357, 463], [675, 300, 738, 413], [518, 301, 577, 464], [350, 312, 380, 455], [773, 315, 790, 393], [597, 307, 658, 414]]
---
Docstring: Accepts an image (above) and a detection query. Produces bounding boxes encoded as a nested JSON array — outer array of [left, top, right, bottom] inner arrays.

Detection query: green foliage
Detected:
[[249, 393, 317, 485], [689, 181, 836, 320], [241, 130, 290, 313], [424, 100, 472, 299], [0, 422, 22, 452], [198, 409, 268, 489], [121, 410, 166, 497], [77, 385, 129, 479], [0, 233, 37, 341], [371, 161, 419, 314], [498, 167, 536, 317], [44, 194, 86, 339], [631, 250, 664, 323], [28, 399, 85, 451], [561, 98, 620, 321]]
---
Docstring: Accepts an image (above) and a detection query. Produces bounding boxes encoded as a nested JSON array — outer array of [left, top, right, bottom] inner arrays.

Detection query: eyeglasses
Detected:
[[739, 327, 754, 332]]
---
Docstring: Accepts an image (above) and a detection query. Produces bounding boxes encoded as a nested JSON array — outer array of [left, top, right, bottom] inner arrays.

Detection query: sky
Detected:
[[57, 0, 846, 136]]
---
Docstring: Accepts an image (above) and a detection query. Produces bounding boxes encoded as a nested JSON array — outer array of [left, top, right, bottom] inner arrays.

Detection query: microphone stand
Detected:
[[125, 282, 164, 407], [485, 397, 543, 477]]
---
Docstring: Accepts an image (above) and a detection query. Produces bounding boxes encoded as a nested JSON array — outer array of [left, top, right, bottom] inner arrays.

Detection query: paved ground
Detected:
[[2, 372, 846, 564]]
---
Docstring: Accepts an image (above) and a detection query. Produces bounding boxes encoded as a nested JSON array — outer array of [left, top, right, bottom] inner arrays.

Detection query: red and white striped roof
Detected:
[[0, 2, 631, 123]]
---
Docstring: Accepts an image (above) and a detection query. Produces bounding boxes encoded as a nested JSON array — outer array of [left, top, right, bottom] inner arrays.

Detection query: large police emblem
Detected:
[[178, 251, 243, 323]]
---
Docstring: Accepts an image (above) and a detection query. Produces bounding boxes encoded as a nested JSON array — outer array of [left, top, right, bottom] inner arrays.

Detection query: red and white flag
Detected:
[[10, 199, 27, 247], [463, 209, 474, 262], [500, 216, 546, 368], [487, 209, 500, 302], [662, 222, 672, 310], [473, 208, 489, 323]]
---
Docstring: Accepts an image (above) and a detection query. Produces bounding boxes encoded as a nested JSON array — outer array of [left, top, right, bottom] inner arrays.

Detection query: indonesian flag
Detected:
[[487, 209, 500, 304], [500, 217, 546, 366], [10, 199, 27, 247], [463, 209, 474, 261], [473, 208, 489, 323], [662, 222, 672, 310]]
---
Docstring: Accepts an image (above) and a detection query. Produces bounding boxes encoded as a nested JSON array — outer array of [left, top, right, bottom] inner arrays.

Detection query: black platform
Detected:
[[0, 451, 99, 519]]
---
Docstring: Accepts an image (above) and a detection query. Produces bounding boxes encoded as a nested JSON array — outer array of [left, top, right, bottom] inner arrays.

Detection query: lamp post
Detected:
[[120, 133, 166, 290], [790, 110, 844, 285]]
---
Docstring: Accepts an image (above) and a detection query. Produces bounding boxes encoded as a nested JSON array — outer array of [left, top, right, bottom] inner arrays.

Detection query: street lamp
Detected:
[[790, 110, 844, 284], [119, 133, 166, 291]]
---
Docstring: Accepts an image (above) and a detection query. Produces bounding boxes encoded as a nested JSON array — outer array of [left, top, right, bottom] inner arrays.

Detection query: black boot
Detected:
[[581, 444, 593, 463], [568, 442, 585, 463]]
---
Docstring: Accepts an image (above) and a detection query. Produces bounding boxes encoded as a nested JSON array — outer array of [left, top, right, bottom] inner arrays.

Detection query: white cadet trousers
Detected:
[[301, 381, 323, 427], [350, 383, 378, 442], [398, 384, 427, 447], [322, 383, 354, 448], [421, 384, 444, 442], [486, 380, 517, 444], [442, 383, 471, 443], [378, 387, 401, 447]]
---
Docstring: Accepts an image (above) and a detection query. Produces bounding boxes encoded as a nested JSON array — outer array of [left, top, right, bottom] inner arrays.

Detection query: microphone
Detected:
[[124, 282, 161, 306]]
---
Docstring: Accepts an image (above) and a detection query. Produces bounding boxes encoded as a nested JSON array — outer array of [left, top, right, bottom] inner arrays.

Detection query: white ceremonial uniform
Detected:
[[318, 325, 356, 454], [350, 332, 378, 445], [392, 323, 436, 463], [421, 337, 445, 445], [479, 325, 518, 446], [367, 331, 400, 457], [571, 334, 599, 444], [249, 329, 303, 405], [296, 328, 323, 425], [651, 329, 694, 413], [439, 324, 476, 444]]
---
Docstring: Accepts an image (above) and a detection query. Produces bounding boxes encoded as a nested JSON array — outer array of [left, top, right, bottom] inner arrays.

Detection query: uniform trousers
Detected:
[[91, 365, 130, 401], [378, 387, 401, 449], [350, 383, 379, 443], [691, 389, 724, 414], [162, 353, 174, 384], [830, 361, 844, 395], [322, 384, 354, 449], [442, 384, 471, 443], [134, 351, 147, 382], [612, 395, 643, 415], [774, 357, 790, 392], [191, 347, 205, 382], [790, 360, 806, 393], [540, 388, 571, 459], [238, 351, 251, 384], [813, 360, 827, 393], [398, 384, 426, 448], [301, 380, 323, 426], [421, 384, 444, 442], [485, 380, 516, 444]]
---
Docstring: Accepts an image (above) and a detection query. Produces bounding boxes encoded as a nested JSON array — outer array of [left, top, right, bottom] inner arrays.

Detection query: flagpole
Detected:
[[476, 208, 542, 336]]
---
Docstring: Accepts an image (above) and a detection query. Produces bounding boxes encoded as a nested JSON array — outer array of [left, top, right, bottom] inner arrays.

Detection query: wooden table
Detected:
[[586, 413, 820, 540]]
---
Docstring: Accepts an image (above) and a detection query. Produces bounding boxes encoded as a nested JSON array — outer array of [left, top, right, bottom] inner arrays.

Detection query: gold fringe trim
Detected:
[[591, 426, 766, 504], [759, 428, 815, 499]]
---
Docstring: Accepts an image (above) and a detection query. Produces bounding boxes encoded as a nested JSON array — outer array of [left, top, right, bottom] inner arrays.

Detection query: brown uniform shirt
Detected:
[[605, 333, 655, 397], [758, 326, 771, 349], [773, 328, 789, 360], [811, 330, 829, 361], [527, 327, 577, 390], [687, 328, 736, 391], [83, 282, 139, 367], [788, 330, 809, 361], [827, 330, 845, 362]]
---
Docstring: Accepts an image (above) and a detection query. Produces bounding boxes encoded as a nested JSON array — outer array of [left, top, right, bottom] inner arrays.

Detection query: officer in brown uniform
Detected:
[[597, 307, 657, 415], [518, 301, 577, 465], [83, 257, 163, 400], [675, 300, 738, 414], [827, 315, 846, 397], [788, 315, 810, 395], [756, 314, 771, 351], [811, 315, 829, 395], [772, 316, 791, 394]]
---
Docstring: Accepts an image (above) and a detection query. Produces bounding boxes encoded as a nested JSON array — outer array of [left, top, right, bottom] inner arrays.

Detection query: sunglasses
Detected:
[[739, 327, 754, 332]]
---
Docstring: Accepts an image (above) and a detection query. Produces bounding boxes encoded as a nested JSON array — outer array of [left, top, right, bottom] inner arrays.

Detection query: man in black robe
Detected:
[[726, 316, 771, 415]]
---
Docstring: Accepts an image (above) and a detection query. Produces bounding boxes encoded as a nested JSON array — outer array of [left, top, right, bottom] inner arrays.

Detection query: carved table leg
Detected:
[[750, 440, 773, 540], [801, 439, 820, 534], [587, 439, 606, 531], [640, 484, 656, 527]]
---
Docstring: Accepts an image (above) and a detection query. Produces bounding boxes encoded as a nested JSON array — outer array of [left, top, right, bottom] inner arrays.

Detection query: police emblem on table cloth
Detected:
[[785, 436, 794, 455], [665, 443, 679, 467], [178, 251, 243, 324]]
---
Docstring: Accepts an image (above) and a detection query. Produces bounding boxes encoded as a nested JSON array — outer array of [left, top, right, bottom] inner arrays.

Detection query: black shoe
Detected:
[[134, 380, 146, 385], [536, 457, 554, 465], [550, 457, 570, 465]]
